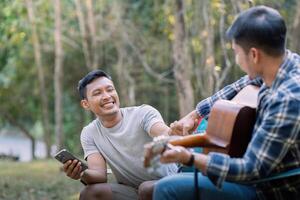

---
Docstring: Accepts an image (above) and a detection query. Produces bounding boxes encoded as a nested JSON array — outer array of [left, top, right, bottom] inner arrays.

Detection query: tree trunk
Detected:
[[4, 112, 36, 160], [201, 0, 218, 96], [173, 0, 195, 117], [163, 87, 170, 124], [25, 0, 51, 158], [86, 0, 99, 70], [115, 42, 136, 106], [54, 0, 64, 151], [291, 0, 300, 52], [74, 0, 92, 70], [215, 0, 233, 91], [110, 2, 136, 106]]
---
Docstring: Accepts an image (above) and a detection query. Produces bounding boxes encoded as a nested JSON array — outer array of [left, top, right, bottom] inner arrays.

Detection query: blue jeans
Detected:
[[153, 173, 257, 200]]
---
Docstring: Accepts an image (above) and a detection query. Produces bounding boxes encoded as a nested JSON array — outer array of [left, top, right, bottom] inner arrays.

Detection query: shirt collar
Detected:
[[269, 50, 291, 92]]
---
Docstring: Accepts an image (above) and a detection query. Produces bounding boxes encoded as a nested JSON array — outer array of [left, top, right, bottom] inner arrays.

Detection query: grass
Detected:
[[0, 160, 83, 200]]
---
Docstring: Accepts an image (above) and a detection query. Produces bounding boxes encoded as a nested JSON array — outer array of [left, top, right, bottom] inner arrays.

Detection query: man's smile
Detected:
[[101, 101, 115, 109]]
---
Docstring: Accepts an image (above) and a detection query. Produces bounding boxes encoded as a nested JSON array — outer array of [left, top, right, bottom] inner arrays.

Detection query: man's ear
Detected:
[[249, 47, 259, 64], [81, 99, 90, 110]]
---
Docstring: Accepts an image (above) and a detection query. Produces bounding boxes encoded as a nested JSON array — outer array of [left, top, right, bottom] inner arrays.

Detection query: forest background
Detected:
[[1, 0, 300, 158]]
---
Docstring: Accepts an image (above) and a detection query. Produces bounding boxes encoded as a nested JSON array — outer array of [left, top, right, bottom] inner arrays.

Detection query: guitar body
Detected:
[[203, 100, 256, 157], [170, 85, 259, 158]]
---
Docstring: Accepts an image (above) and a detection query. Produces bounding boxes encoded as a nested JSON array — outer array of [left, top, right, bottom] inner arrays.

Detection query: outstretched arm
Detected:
[[148, 121, 170, 137]]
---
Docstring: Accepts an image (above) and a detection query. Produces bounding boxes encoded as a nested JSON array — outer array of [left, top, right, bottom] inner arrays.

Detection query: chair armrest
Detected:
[[243, 168, 300, 184]]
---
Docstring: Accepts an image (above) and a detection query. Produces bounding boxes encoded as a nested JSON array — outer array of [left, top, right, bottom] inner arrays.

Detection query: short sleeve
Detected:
[[139, 105, 164, 134], [80, 126, 99, 160]]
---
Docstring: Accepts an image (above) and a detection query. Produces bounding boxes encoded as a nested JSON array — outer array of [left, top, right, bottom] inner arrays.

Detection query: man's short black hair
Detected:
[[226, 5, 286, 56], [78, 69, 112, 100]]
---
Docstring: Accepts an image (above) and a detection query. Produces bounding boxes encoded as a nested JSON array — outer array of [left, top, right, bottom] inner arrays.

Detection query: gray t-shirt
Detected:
[[81, 104, 178, 188]]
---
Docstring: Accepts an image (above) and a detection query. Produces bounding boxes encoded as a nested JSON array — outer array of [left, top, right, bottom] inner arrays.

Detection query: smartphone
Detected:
[[54, 149, 88, 172]]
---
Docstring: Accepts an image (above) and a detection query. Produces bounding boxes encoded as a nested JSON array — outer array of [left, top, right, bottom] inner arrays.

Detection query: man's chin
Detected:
[[101, 108, 120, 115]]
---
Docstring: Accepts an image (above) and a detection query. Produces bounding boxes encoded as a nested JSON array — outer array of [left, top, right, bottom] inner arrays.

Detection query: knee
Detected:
[[153, 175, 191, 200], [154, 177, 169, 194], [80, 184, 112, 200], [138, 181, 156, 200]]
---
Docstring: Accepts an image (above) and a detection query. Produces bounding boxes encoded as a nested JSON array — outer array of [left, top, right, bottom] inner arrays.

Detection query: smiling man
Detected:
[[63, 70, 178, 200]]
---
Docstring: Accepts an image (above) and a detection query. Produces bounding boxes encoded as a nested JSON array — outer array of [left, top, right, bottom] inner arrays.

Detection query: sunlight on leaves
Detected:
[[191, 38, 202, 53], [168, 15, 175, 26], [215, 65, 221, 72], [226, 42, 232, 49], [168, 33, 175, 41]]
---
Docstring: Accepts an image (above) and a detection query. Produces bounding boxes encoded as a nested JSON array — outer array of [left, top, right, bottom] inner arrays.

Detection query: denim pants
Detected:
[[153, 173, 257, 200]]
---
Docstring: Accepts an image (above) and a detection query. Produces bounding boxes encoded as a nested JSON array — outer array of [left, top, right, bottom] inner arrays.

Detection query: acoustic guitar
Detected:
[[144, 85, 259, 169]]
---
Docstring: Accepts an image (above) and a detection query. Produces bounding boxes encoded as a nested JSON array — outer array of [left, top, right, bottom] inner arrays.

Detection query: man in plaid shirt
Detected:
[[152, 6, 300, 200]]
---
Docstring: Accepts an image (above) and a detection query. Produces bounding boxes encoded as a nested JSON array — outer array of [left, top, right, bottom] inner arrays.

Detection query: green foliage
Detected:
[[0, 0, 299, 154], [62, 94, 83, 155]]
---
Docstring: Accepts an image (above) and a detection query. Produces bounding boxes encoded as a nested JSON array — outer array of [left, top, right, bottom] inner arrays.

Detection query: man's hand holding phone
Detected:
[[54, 149, 88, 184], [63, 159, 84, 180]]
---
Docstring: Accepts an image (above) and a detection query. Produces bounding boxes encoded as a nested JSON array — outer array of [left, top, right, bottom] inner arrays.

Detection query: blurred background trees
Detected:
[[1, 0, 299, 157]]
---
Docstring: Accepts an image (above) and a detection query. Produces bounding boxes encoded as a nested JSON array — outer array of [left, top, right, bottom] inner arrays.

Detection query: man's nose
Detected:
[[101, 91, 110, 99]]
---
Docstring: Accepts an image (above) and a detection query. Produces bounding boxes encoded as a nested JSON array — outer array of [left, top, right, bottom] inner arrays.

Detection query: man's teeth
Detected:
[[102, 102, 114, 107]]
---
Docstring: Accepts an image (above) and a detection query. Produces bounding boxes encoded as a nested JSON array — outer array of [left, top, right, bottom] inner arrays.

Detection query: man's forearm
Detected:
[[149, 122, 170, 137], [81, 169, 107, 184], [193, 153, 209, 175]]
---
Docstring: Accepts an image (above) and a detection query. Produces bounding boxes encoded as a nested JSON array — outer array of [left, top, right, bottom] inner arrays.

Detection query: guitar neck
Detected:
[[169, 133, 228, 149]]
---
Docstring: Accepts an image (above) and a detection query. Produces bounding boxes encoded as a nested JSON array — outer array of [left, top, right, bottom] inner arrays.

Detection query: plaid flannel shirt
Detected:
[[196, 50, 300, 199]]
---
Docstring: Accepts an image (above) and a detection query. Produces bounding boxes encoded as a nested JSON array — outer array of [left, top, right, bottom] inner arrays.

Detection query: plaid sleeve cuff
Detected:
[[196, 98, 211, 118], [206, 152, 230, 189]]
